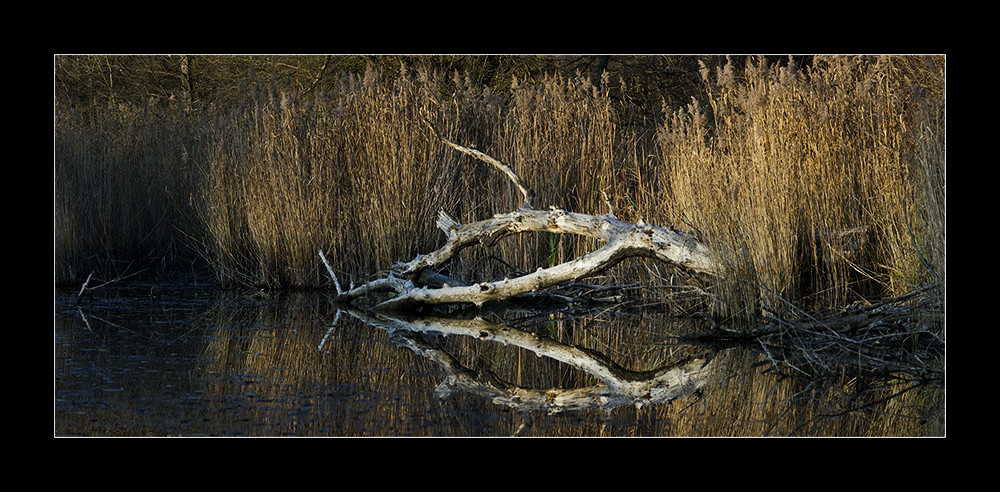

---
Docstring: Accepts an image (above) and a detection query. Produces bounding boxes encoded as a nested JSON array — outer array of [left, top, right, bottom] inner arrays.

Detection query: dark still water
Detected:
[[54, 282, 944, 437]]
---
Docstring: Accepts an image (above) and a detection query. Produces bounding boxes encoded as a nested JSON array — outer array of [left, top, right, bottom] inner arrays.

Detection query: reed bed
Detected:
[[54, 55, 945, 318], [196, 67, 507, 288], [196, 67, 630, 289], [654, 56, 945, 316], [54, 102, 204, 283]]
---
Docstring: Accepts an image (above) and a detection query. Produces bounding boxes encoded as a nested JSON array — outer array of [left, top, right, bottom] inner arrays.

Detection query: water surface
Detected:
[[54, 282, 944, 437]]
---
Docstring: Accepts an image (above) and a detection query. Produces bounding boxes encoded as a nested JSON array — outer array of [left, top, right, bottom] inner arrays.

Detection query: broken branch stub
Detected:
[[326, 122, 720, 311]]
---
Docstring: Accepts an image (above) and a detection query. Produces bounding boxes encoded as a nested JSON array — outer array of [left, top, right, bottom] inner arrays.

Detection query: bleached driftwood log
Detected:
[[324, 119, 719, 311]]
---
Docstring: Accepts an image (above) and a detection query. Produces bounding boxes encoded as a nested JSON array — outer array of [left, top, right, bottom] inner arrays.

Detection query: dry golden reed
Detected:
[[55, 56, 944, 318], [654, 56, 944, 316]]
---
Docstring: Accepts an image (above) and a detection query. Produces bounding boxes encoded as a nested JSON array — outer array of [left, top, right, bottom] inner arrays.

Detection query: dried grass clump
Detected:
[[195, 66, 633, 289], [655, 55, 944, 316], [197, 67, 482, 288]]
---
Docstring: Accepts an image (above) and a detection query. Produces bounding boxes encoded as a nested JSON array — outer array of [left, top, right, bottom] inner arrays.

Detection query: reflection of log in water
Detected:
[[334, 308, 717, 414], [315, 301, 944, 437]]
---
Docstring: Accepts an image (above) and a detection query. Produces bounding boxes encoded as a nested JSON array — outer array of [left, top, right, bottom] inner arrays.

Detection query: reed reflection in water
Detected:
[[54, 287, 943, 437]]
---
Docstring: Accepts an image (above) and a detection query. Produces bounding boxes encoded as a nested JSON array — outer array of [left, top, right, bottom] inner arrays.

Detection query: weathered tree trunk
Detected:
[[323, 119, 720, 311]]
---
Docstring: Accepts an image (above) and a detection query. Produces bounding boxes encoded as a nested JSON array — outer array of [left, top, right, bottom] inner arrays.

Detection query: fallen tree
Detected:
[[322, 119, 719, 311], [315, 120, 944, 412]]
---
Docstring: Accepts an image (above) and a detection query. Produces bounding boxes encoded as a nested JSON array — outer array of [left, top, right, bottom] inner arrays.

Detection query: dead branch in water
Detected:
[[324, 120, 720, 311], [680, 281, 945, 385], [74, 268, 146, 305]]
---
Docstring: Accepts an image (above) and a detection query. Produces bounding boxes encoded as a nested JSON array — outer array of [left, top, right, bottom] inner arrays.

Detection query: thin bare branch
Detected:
[[422, 118, 535, 210]]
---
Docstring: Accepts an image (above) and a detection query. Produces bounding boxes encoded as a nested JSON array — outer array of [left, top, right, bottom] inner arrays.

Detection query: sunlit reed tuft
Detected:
[[653, 56, 944, 316]]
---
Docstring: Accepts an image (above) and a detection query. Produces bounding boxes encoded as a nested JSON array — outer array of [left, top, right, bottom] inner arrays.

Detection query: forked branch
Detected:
[[324, 121, 720, 311]]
